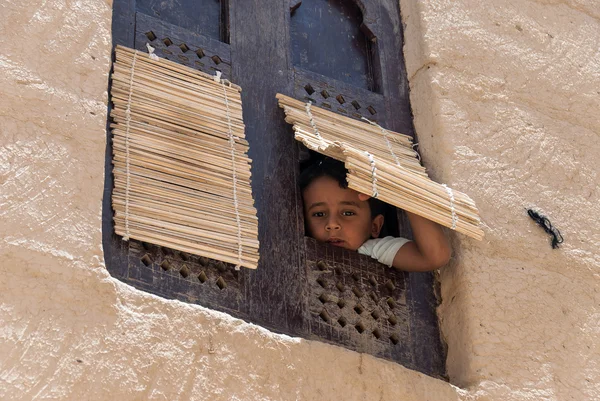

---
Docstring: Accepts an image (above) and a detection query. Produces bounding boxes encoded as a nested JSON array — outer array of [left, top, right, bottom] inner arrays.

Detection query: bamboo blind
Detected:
[[277, 94, 484, 240], [110, 45, 260, 269]]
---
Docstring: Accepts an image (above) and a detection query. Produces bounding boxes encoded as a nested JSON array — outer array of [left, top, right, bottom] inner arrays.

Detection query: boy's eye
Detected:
[[312, 211, 326, 218], [342, 211, 355, 216]]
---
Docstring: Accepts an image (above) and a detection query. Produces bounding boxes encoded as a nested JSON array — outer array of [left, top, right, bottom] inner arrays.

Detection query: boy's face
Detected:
[[302, 176, 383, 251]]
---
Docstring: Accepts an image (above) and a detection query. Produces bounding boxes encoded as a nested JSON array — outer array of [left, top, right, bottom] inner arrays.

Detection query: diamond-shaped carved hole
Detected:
[[216, 261, 227, 272], [145, 31, 157, 41], [388, 315, 398, 326], [304, 83, 315, 95], [352, 287, 364, 298], [320, 90, 330, 99], [321, 102, 331, 109], [317, 278, 327, 288], [371, 310, 381, 320], [216, 277, 227, 290], [385, 280, 396, 291], [141, 254, 152, 267], [351, 100, 361, 110], [141, 242, 151, 250], [334, 267, 343, 275], [319, 293, 329, 304], [338, 316, 347, 327], [351, 273, 360, 282], [179, 252, 189, 262], [197, 271, 208, 283], [336, 282, 345, 292], [199, 257, 209, 267], [211, 55, 222, 65], [370, 293, 378, 302], [390, 334, 400, 345], [367, 106, 377, 115], [160, 260, 171, 271], [355, 322, 366, 334], [179, 43, 190, 53], [163, 38, 173, 47], [354, 304, 364, 315], [196, 49, 205, 58], [336, 94, 346, 104], [387, 297, 397, 309], [316, 261, 328, 271], [368, 276, 377, 286], [337, 299, 346, 309], [319, 309, 331, 323], [373, 328, 382, 339], [179, 265, 190, 278]]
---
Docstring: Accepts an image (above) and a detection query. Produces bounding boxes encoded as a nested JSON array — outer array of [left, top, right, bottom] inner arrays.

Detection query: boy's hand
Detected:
[[356, 193, 451, 271], [393, 212, 451, 271]]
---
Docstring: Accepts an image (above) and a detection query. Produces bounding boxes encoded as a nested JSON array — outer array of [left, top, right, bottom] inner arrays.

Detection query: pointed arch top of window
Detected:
[[290, 0, 378, 92]]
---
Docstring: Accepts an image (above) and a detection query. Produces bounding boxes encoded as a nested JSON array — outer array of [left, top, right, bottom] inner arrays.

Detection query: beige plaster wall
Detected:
[[0, 1, 460, 400], [400, 0, 600, 399], [0, 0, 598, 401]]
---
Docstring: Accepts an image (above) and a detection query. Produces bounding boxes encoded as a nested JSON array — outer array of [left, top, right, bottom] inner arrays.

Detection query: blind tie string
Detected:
[[411, 142, 421, 162], [361, 116, 402, 167], [221, 79, 244, 270], [442, 184, 458, 230], [305, 101, 325, 145], [122, 51, 138, 241], [214, 70, 222, 83], [146, 43, 159, 61], [366, 152, 379, 198]]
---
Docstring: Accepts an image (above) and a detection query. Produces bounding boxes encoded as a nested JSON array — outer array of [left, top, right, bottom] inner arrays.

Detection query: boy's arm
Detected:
[[392, 212, 451, 272]]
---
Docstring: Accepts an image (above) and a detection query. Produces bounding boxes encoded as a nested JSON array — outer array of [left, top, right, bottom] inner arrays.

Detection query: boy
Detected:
[[300, 158, 451, 272]]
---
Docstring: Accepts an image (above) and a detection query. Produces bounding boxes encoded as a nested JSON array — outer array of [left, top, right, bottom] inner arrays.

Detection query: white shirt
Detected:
[[357, 236, 411, 267]]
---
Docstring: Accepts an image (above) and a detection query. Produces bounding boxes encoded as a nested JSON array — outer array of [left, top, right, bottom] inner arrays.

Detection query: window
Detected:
[[104, 0, 447, 378]]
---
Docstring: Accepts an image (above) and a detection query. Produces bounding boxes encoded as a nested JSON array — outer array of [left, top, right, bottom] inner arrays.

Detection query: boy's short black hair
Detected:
[[299, 155, 384, 218]]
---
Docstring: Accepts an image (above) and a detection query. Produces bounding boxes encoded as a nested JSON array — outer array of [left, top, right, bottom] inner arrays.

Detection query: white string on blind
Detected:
[[277, 94, 484, 240], [110, 45, 260, 269]]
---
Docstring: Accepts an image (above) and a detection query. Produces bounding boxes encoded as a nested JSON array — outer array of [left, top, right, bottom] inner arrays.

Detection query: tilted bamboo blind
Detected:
[[110, 45, 259, 269], [277, 94, 484, 240]]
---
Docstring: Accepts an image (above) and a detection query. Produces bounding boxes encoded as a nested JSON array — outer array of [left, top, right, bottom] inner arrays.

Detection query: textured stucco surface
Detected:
[[400, 0, 600, 399], [1, 0, 599, 400]]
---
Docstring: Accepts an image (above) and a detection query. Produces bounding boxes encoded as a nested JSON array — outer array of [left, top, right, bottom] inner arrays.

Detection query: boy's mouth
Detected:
[[328, 238, 345, 247]]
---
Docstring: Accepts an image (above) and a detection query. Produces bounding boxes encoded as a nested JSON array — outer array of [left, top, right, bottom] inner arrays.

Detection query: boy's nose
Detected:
[[325, 218, 341, 231]]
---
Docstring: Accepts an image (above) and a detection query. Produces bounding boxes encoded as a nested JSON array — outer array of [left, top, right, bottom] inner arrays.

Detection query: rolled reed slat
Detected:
[[111, 45, 260, 268], [277, 93, 483, 240], [112, 175, 258, 213]]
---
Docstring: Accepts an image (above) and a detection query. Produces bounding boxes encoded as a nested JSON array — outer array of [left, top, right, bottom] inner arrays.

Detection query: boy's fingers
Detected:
[[358, 193, 371, 201]]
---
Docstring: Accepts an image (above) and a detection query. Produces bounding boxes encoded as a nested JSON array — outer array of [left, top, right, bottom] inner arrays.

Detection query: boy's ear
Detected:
[[370, 214, 384, 238]]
